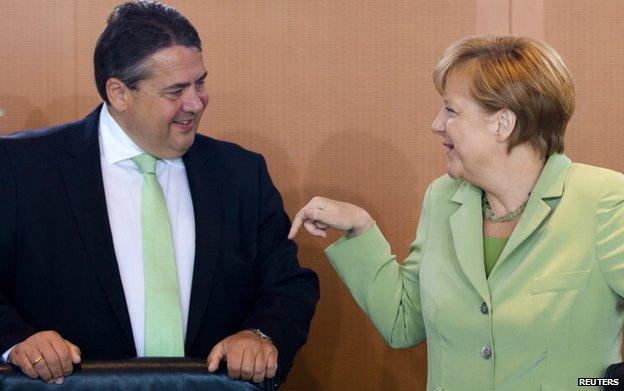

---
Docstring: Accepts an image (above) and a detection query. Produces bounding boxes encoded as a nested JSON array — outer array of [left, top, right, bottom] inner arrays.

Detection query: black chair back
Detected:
[[0, 358, 275, 390], [604, 362, 624, 391]]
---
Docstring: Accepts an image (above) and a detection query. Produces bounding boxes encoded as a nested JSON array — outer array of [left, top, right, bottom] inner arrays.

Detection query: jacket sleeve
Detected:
[[595, 170, 624, 298], [324, 183, 432, 348], [0, 141, 37, 354], [237, 154, 320, 379]]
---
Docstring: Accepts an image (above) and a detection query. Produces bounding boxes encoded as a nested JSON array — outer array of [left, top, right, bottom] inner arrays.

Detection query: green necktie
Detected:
[[132, 153, 185, 357]]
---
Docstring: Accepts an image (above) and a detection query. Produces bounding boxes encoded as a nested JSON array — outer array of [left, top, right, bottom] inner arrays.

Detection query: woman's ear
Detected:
[[494, 109, 517, 142]]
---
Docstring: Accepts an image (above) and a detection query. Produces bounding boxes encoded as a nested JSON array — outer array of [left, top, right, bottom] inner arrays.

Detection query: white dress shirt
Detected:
[[1, 105, 196, 361], [99, 104, 196, 356]]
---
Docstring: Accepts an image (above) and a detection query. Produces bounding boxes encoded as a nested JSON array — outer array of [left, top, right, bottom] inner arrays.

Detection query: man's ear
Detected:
[[106, 78, 129, 112], [494, 109, 517, 142]]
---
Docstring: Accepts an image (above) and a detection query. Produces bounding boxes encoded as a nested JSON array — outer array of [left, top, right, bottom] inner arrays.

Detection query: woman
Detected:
[[288, 35, 624, 390]]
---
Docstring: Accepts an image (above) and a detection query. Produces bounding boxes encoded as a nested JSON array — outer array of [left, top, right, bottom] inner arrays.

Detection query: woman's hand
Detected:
[[288, 197, 374, 239]]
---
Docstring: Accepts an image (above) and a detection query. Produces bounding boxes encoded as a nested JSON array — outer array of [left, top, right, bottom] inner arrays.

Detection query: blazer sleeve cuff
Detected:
[[324, 223, 395, 308]]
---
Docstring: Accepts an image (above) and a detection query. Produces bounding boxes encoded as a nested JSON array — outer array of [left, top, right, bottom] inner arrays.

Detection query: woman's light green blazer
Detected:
[[326, 154, 624, 391]]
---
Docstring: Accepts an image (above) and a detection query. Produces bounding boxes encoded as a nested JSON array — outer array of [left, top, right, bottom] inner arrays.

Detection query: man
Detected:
[[0, 1, 319, 387]]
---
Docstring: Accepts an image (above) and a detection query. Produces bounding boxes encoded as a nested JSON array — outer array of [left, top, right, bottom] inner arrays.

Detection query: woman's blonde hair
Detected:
[[433, 35, 575, 158]]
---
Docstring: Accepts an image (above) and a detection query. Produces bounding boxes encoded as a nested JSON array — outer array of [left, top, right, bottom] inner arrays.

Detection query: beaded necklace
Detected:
[[482, 195, 528, 223]]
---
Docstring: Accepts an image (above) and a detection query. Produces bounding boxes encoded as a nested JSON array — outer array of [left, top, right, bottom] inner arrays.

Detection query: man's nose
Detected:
[[182, 89, 206, 113]]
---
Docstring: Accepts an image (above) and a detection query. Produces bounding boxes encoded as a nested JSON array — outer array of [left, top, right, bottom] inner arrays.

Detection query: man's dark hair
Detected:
[[94, 0, 202, 103]]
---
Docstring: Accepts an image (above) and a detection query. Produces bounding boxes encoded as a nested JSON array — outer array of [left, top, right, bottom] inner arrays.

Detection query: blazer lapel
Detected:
[[60, 106, 135, 350], [183, 137, 222, 351], [494, 154, 570, 271], [449, 181, 490, 301]]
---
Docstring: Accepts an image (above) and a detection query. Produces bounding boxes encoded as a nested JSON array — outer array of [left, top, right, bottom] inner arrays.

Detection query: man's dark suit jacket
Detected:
[[0, 106, 319, 381]]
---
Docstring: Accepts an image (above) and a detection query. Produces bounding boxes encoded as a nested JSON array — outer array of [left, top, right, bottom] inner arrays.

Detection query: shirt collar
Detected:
[[98, 103, 184, 168]]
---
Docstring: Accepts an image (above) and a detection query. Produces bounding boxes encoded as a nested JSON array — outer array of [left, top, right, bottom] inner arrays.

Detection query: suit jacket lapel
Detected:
[[60, 106, 135, 350], [492, 154, 570, 273], [449, 181, 490, 301], [183, 137, 222, 351]]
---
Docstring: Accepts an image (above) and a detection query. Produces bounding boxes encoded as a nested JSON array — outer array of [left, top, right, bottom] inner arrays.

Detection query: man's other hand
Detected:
[[207, 330, 277, 383], [8, 330, 81, 384]]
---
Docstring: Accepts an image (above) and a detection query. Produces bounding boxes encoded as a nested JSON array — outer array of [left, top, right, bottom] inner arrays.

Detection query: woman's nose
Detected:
[[431, 109, 446, 135]]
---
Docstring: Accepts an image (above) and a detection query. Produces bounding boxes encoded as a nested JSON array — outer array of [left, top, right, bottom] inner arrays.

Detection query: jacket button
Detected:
[[480, 302, 489, 314], [481, 346, 492, 359]]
